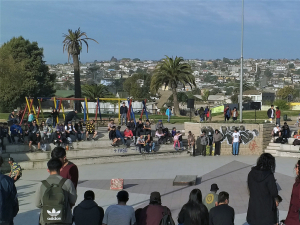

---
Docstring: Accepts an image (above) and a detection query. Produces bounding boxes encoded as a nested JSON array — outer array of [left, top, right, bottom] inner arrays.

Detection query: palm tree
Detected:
[[63, 28, 98, 111], [82, 84, 113, 100], [151, 56, 195, 115]]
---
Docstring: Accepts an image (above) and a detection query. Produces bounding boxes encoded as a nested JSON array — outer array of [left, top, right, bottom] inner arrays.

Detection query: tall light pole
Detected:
[[239, 0, 244, 122]]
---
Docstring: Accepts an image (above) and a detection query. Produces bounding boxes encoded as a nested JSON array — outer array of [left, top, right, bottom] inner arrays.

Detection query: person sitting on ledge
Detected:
[[272, 124, 281, 137], [155, 120, 164, 131], [281, 122, 291, 142], [86, 119, 97, 141], [143, 120, 151, 136], [124, 126, 134, 147], [107, 120, 115, 132], [155, 128, 166, 144], [116, 126, 125, 145]]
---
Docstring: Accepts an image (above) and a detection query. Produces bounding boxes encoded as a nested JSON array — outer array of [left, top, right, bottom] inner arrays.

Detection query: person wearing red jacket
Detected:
[[124, 126, 134, 147], [276, 107, 281, 127]]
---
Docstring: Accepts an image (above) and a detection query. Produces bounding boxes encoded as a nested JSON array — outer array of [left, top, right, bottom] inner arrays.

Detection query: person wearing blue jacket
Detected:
[[0, 156, 19, 225], [166, 106, 172, 123], [10, 123, 23, 143]]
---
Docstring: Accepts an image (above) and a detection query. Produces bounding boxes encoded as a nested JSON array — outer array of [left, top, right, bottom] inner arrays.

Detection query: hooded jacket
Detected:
[[73, 200, 104, 225], [246, 166, 278, 225], [0, 173, 19, 223], [285, 180, 300, 225]]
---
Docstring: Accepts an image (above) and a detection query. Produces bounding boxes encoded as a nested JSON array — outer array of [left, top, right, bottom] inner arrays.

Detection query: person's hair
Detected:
[[117, 190, 129, 202], [202, 130, 206, 134], [173, 127, 176, 130], [275, 195, 282, 203], [256, 153, 276, 173], [0, 156, 3, 167], [51, 146, 66, 159], [271, 105, 274, 107], [218, 191, 229, 203], [84, 190, 95, 200], [47, 158, 63, 172], [139, 118, 142, 121], [296, 160, 300, 182], [122, 102, 125, 104], [276, 107, 279, 109], [215, 129, 219, 133], [117, 126, 121, 130], [235, 128, 238, 132], [181, 189, 205, 225]]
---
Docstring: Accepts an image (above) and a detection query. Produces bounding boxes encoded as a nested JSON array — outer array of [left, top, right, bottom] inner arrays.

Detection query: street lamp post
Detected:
[[239, 0, 244, 122]]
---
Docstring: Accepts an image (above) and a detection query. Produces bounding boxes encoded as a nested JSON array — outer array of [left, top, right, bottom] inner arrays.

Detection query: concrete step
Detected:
[[266, 146, 281, 150], [269, 143, 282, 147], [277, 151, 300, 158], [281, 145, 300, 152], [19, 150, 188, 170], [264, 149, 277, 156]]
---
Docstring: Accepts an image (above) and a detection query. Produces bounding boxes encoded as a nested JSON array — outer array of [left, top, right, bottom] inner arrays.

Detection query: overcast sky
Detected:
[[1, 0, 299, 64]]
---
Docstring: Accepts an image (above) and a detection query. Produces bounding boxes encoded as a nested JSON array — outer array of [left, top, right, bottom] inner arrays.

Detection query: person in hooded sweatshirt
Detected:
[[246, 153, 278, 225], [73, 190, 104, 225]]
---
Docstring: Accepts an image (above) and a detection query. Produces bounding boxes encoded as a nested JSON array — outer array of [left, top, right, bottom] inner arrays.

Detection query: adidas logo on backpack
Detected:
[[47, 208, 62, 220]]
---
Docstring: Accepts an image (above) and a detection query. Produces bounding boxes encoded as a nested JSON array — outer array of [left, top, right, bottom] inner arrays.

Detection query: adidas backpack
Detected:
[[42, 178, 68, 224]]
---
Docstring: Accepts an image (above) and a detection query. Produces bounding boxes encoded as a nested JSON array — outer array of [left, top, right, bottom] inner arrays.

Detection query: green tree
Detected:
[[63, 80, 74, 90], [151, 56, 195, 115], [289, 63, 295, 69], [82, 84, 113, 100], [274, 99, 290, 110], [264, 68, 273, 78], [277, 86, 295, 100], [202, 90, 210, 101], [203, 74, 218, 83], [243, 96, 253, 103], [0, 36, 56, 112], [123, 73, 151, 99], [63, 28, 98, 111], [231, 94, 238, 103], [223, 57, 231, 64], [168, 92, 188, 105]]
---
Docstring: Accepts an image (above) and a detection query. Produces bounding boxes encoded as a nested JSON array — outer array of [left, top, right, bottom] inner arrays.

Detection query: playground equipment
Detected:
[[22, 97, 149, 125]]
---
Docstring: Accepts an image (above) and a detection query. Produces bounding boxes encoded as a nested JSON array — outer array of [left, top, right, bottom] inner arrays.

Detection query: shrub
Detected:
[[274, 99, 290, 110]]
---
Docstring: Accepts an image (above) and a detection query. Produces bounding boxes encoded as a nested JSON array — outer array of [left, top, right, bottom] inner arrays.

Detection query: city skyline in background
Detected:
[[1, 0, 299, 64]]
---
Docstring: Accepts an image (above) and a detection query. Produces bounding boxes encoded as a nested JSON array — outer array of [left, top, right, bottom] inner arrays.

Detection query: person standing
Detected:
[[267, 105, 275, 123], [28, 112, 35, 125], [65, 110, 81, 126], [178, 189, 209, 225], [35, 158, 77, 225], [246, 153, 278, 225], [138, 192, 173, 225], [51, 109, 59, 127], [187, 131, 195, 152], [208, 132, 214, 156], [0, 156, 19, 225], [120, 102, 128, 126], [231, 107, 238, 122], [204, 106, 210, 121], [224, 105, 231, 122], [209, 192, 235, 225], [166, 106, 172, 123], [285, 160, 300, 225], [275, 107, 281, 127], [73, 190, 104, 225], [102, 190, 136, 225], [51, 147, 79, 189], [213, 130, 222, 156], [232, 128, 240, 156], [199, 131, 209, 156], [8, 157, 22, 183], [203, 184, 219, 212]]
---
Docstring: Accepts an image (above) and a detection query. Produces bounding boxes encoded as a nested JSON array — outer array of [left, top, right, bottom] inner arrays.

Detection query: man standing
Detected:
[[35, 158, 77, 225], [209, 191, 235, 225], [267, 105, 275, 123], [51, 147, 79, 189], [224, 105, 231, 122], [199, 130, 209, 156], [102, 190, 136, 225], [65, 110, 81, 126], [120, 102, 128, 126], [203, 184, 219, 212], [276, 107, 281, 127], [0, 156, 19, 225], [166, 106, 172, 123], [8, 158, 22, 183]]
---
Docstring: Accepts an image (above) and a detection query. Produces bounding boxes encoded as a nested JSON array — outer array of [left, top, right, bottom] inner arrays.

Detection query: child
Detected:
[[171, 127, 176, 137], [173, 131, 182, 151], [275, 195, 282, 225]]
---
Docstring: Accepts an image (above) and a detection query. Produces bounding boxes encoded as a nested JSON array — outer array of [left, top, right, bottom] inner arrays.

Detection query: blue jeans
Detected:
[[232, 142, 239, 155], [167, 115, 171, 122]]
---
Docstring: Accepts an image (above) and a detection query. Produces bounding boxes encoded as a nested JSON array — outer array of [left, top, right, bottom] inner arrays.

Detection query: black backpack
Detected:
[[159, 207, 175, 225], [42, 178, 68, 224]]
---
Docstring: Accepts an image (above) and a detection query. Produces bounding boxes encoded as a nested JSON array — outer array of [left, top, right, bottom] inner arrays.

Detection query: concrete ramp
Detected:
[[156, 90, 172, 108]]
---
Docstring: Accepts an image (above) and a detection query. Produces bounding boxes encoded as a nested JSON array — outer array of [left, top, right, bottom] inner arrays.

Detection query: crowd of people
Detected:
[[2, 152, 300, 225]]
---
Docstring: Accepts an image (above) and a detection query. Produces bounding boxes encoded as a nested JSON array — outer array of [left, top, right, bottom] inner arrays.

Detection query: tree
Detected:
[[151, 56, 195, 115], [63, 80, 74, 90], [277, 86, 295, 100], [223, 57, 231, 64], [274, 99, 290, 110], [289, 63, 295, 69], [123, 73, 151, 99], [202, 90, 210, 101], [243, 96, 253, 103], [168, 92, 188, 105], [0, 36, 56, 112], [63, 28, 98, 111], [264, 68, 273, 78], [82, 84, 113, 100], [231, 94, 238, 103], [210, 88, 220, 95], [203, 74, 218, 83]]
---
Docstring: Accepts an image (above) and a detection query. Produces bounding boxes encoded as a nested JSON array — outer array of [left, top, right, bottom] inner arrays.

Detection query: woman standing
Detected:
[[178, 189, 209, 225], [231, 107, 239, 122], [246, 153, 278, 225], [285, 160, 300, 224], [213, 130, 223, 156]]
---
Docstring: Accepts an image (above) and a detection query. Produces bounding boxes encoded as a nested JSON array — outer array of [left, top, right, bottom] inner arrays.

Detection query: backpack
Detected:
[[159, 207, 175, 225], [42, 178, 68, 224]]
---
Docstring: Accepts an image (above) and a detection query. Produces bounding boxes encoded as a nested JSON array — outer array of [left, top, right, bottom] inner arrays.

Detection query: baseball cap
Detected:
[[8, 157, 14, 162], [210, 183, 219, 191], [68, 121, 72, 124]]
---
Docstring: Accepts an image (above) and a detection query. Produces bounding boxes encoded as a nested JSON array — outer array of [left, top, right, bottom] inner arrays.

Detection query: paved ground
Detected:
[[12, 155, 297, 225]]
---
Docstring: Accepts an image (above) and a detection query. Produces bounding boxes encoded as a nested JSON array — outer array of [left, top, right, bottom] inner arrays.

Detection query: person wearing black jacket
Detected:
[[281, 122, 291, 142], [51, 109, 59, 127], [73, 190, 104, 225], [267, 105, 275, 123], [120, 102, 128, 126], [135, 119, 144, 137], [0, 156, 19, 225], [246, 153, 278, 225], [65, 110, 81, 125]]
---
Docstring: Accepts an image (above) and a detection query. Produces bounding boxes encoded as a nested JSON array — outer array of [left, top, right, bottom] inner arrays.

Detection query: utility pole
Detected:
[[239, 0, 244, 122]]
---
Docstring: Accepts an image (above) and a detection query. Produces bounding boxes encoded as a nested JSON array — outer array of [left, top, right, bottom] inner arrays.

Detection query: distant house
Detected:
[[242, 90, 262, 104]]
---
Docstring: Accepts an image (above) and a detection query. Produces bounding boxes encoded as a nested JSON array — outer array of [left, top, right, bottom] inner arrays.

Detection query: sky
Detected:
[[0, 0, 300, 64]]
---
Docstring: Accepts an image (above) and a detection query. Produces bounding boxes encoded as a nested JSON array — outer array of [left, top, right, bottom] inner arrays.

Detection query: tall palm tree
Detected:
[[151, 56, 195, 115], [63, 28, 98, 111], [82, 84, 113, 100]]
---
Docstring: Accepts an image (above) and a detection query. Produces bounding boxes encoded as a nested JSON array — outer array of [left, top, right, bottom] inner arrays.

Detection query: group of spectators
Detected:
[[196, 106, 211, 122], [272, 122, 291, 144], [4, 152, 300, 225]]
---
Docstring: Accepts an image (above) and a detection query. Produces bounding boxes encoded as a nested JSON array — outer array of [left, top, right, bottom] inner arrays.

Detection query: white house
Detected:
[[242, 90, 262, 103]]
